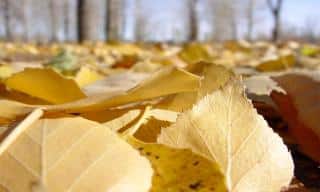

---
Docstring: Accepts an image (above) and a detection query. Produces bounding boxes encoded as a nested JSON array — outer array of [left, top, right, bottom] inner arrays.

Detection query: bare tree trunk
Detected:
[[65, 0, 78, 41], [108, 0, 138, 41], [0, 0, 7, 40], [247, 0, 255, 41], [80, 0, 107, 41], [189, 0, 197, 41], [231, 13, 238, 40], [50, 0, 78, 42], [51, 0, 66, 41], [108, 0, 121, 40], [267, 0, 283, 42], [7, 0, 28, 41], [194, 0, 215, 41], [26, 0, 51, 43]]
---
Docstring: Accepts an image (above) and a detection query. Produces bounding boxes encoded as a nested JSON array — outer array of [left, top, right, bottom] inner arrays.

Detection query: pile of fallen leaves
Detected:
[[0, 41, 319, 191]]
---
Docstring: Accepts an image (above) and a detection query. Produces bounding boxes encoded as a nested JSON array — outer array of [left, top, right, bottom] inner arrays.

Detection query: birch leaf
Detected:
[[0, 67, 199, 118], [158, 79, 294, 192], [158, 62, 233, 112], [128, 137, 227, 192], [82, 72, 148, 96], [74, 66, 104, 87], [46, 67, 200, 113], [5, 68, 86, 104], [0, 65, 14, 80], [103, 109, 141, 132], [0, 117, 153, 192], [0, 100, 34, 119], [133, 109, 178, 142], [256, 53, 295, 72], [121, 108, 178, 142]]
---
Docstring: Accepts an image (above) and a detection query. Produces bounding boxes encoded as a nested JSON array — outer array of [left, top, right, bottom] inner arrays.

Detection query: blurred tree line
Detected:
[[0, 0, 318, 43]]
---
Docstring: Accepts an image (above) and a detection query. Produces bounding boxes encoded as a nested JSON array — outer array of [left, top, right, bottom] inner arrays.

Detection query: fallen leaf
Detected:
[[0, 100, 35, 119], [0, 67, 199, 119], [82, 71, 148, 96], [74, 66, 104, 87], [256, 52, 295, 72], [271, 72, 320, 163], [112, 55, 138, 69], [0, 65, 14, 80], [158, 62, 233, 112], [46, 66, 200, 113], [158, 79, 294, 191], [123, 108, 178, 142], [5, 68, 86, 104], [0, 116, 153, 192], [128, 137, 227, 192], [0, 83, 50, 105], [178, 44, 213, 64], [244, 75, 286, 96], [0, 109, 43, 153], [45, 49, 78, 73], [103, 109, 141, 132]]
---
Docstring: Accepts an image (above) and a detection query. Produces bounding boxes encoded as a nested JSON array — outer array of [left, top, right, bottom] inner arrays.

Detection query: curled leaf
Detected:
[[5, 68, 86, 104]]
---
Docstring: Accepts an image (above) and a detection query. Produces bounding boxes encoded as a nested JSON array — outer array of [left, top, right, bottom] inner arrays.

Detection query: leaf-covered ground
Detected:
[[0, 41, 319, 192]]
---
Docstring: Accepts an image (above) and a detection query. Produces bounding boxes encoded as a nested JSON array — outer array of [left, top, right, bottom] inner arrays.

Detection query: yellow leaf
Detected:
[[158, 62, 233, 112], [46, 66, 200, 113], [128, 137, 227, 192], [0, 65, 14, 80], [158, 79, 294, 191], [74, 66, 104, 87], [103, 109, 141, 132], [5, 68, 86, 104], [0, 116, 153, 192], [0, 109, 43, 155], [133, 109, 178, 142], [178, 43, 213, 64], [121, 107, 178, 142], [0, 67, 199, 119], [0, 100, 34, 119], [256, 53, 295, 72], [82, 71, 148, 96]]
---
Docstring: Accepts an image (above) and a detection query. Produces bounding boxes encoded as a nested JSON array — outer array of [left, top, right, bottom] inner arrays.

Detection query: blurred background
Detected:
[[0, 0, 318, 43]]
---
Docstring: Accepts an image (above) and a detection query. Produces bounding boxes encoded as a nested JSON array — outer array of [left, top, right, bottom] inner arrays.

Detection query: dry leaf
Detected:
[[123, 108, 178, 142], [5, 68, 85, 104], [244, 75, 286, 96], [74, 66, 104, 87], [178, 44, 213, 64], [46, 66, 200, 113], [256, 52, 295, 72], [0, 65, 14, 80], [0, 116, 153, 192], [158, 79, 294, 191], [158, 62, 233, 112], [0, 67, 199, 118], [82, 71, 148, 96], [0, 100, 34, 119], [103, 109, 141, 132], [128, 137, 227, 192], [271, 72, 320, 163]]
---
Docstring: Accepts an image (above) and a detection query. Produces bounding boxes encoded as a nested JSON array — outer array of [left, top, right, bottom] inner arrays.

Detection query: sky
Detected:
[[257, 0, 320, 37], [122, 0, 320, 41], [282, 0, 320, 28]]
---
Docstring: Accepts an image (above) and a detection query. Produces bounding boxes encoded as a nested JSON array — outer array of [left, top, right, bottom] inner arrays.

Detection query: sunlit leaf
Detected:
[[159, 79, 294, 191]]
